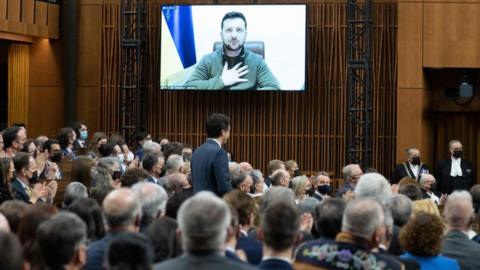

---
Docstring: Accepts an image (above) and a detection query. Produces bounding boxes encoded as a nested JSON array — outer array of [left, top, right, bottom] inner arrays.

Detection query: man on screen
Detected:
[[184, 11, 281, 90]]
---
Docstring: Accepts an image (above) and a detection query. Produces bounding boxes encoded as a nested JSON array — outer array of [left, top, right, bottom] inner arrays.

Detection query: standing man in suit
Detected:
[[191, 113, 232, 197], [391, 147, 429, 184], [441, 191, 480, 270], [435, 140, 476, 194]]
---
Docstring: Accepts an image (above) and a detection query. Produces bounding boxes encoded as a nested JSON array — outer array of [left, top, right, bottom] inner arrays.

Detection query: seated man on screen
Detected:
[[184, 11, 281, 90]]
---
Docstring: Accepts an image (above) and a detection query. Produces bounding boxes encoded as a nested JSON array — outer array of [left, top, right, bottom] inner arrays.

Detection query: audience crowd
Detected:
[[0, 116, 479, 270]]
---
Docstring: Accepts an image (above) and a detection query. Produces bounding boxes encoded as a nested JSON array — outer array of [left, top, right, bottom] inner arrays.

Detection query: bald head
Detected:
[[444, 191, 474, 231], [271, 169, 290, 187], [103, 188, 141, 230], [238, 162, 253, 173]]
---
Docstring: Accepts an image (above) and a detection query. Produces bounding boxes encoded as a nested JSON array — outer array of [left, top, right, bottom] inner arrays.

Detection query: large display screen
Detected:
[[160, 5, 307, 91]]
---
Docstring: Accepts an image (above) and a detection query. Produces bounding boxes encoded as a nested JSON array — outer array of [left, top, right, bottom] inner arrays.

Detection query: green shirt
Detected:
[[184, 49, 281, 90]]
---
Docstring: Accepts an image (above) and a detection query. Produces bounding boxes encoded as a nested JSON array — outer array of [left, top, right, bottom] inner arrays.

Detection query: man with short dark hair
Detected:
[[191, 114, 232, 196], [85, 188, 141, 270], [0, 231, 26, 270], [40, 139, 63, 180], [72, 120, 89, 149], [184, 12, 280, 90], [142, 153, 165, 187], [265, 160, 285, 187], [258, 202, 300, 270], [231, 173, 253, 193], [2, 126, 27, 157], [106, 232, 154, 270], [37, 212, 87, 270], [120, 168, 150, 187], [313, 198, 346, 240], [270, 169, 290, 187]]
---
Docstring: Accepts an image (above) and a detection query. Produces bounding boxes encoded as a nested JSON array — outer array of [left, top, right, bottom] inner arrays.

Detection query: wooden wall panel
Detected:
[[423, 3, 480, 68], [22, 0, 35, 24], [8, 44, 29, 126], [97, 1, 398, 178], [28, 86, 65, 137], [77, 4, 102, 86]]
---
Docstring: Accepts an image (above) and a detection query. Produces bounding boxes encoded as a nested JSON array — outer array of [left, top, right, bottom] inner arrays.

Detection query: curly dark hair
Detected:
[[399, 211, 445, 257]]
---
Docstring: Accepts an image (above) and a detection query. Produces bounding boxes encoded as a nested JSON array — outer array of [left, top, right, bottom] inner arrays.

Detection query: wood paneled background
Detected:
[[97, 0, 398, 177]]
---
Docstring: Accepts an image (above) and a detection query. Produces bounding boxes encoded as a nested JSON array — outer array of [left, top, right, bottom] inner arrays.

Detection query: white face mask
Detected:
[[116, 154, 125, 163], [126, 151, 134, 162]]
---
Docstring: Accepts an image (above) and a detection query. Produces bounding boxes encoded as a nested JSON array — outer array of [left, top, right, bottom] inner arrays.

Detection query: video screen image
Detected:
[[160, 5, 306, 91]]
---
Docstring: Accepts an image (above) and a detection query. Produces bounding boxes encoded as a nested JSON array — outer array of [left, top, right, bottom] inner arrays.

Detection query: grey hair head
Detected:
[[342, 198, 384, 239], [260, 187, 295, 214], [354, 173, 392, 206], [386, 194, 412, 227], [131, 182, 168, 227], [143, 141, 161, 155], [166, 154, 184, 173], [444, 190, 473, 228], [64, 182, 88, 207], [249, 169, 263, 185], [177, 191, 230, 251], [342, 164, 360, 182], [298, 197, 319, 214]]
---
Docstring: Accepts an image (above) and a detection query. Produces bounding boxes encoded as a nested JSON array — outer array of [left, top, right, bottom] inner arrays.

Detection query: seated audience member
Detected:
[[0, 201, 29, 233], [18, 204, 58, 269], [399, 184, 423, 201], [143, 141, 162, 156], [106, 232, 154, 270], [231, 173, 254, 193], [37, 212, 87, 270], [57, 127, 77, 159], [85, 188, 141, 270], [88, 132, 108, 159], [21, 140, 36, 157], [165, 191, 190, 219], [161, 142, 184, 161], [72, 120, 89, 149], [98, 142, 120, 159], [270, 169, 291, 187], [0, 231, 26, 270], [313, 198, 346, 240], [166, 173, 192, 197], [285, 160, 300, 179], [131, 182, 168, 231], [33, 135, 49, 153], [441, 191, 480, 270], [146, 217, 181, 263], [223, 190, 262, 265], [70, 155, 95, 188], [67, 198, 106, 243], [265, 160, 285, 187], [164, 154, 184, 176], [63, 182, 88, 208], [295, 198, 403, 270], [292, 175, 310, 204], [258, 202, 300, 270], [229, 162, 241, 177], [336, 164, 363, 197], [142, 153, 166, 187], [248, 169, 265, 196], [0, 157, 14, 204], [400, 212, 459, 270], [419, 174, 444, 204], [309, 171, 331, 202], [412, 199, 441, 218], [238, 162, 253, 174], [40, 139, 63, 180], [120, 168, 149, 188], [132, 131, 151, 160], [354, 172, 392, 205], [2, 126, 27, 158], [386, 194, 413, 256], [154, 192, 255, 270], [91, 157, 121, 199]]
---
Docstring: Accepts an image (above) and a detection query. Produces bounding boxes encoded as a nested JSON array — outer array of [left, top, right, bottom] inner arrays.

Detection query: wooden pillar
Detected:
[[8, 43, 29, 126]]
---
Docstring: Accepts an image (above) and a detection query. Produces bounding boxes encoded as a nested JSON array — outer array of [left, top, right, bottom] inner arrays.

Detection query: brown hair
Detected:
[[71, 155, 95, 188], [223, 190, 256, 227], [399, 211, 445, 257]]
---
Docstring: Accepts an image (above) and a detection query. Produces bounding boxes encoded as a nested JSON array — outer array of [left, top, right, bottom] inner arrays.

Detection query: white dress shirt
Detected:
[[409, 162, 419, 179], [450, 157, 463, 177]]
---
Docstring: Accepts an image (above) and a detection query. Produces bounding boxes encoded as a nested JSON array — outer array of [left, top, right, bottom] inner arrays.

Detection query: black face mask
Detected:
[[318, 185, 332, 195], [453, 150, 463, 159], [293, 169, 302, 177], [112, 170, 122, 180], [50, 153, 63, 163], [410, 156, 421, 165], [29, 171, 39, 184]]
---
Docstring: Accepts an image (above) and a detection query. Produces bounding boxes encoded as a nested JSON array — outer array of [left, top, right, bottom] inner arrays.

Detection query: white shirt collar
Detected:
[[208, 138, 222, 148], [262, 256, 292, 264], [408, 162, 419, 178], [450, 156, 463, 177]]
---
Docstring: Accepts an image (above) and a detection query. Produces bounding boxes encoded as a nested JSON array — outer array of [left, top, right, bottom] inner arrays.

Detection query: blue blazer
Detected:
[[85, 233, 116, 270], [236, 235, 263, 265], [258, 258, 294, 270], [10, 179, 29, 203], [191, 139, 232, 196]]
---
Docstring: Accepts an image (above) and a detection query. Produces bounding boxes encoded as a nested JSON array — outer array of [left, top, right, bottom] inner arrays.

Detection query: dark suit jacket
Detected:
[[441, 230, 480, 270], [154, 252, 256, 270], [10, 178, 29, 203], [391, 162, 429, 184], [421, 189, 442, 200], [435, 158, 475, 194], [191, 139, 232, 197], [226, 249, 244, 263], [85, 233, 117, 270], [336, 182, 354, 197], [236, 234, 263, 265], [258, 258, 294, 270]]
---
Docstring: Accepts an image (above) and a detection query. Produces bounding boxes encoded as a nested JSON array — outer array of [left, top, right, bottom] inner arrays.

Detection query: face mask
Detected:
[[117, 154, 125, 163], [51, 153, 62, 163], [293, 169, 302, 177], [410, 156, 421, 165], [318, 185, 332, 194], [29, 171, 39, 184], [126, 151, 134, 162], [453, 150, 463, 159], [112, 170, 122, 180], [80, 130, 88, 140]]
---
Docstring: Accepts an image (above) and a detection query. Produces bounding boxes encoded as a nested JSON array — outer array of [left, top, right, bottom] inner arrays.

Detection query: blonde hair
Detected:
[[398, 177, 420, 188], [412, 199, 441, 218], [292, 175, 309, 199]]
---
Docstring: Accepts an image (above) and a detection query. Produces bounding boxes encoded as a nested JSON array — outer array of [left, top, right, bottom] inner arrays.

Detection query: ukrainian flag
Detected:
[[161, 6, 197, 86]]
